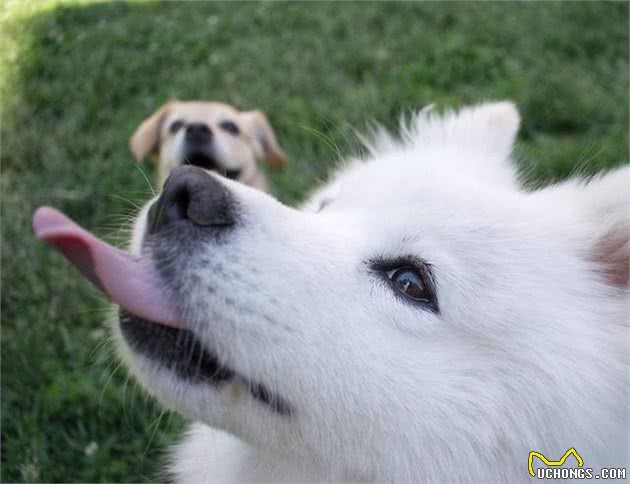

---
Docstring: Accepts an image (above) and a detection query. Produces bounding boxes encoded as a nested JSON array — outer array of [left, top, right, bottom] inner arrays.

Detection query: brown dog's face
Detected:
[[130, 101, 287, 189]]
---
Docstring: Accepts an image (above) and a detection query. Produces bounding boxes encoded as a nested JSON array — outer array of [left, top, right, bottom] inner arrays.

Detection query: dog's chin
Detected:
[[118, 310, 292, 416]]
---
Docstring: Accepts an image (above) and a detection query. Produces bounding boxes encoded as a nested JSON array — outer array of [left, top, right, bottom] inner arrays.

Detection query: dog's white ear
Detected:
[[582, 167, 630, 288], [412, 101, 521, 187], [453, 101, 520, 159], [130, 103, 173, 162], [239, 110, 288, 168], [408, 101, 521, 186]]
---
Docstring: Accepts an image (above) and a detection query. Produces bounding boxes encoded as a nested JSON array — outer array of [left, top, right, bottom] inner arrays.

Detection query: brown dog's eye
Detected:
[[219, 120, 240, 136], [225, 168, 241, 180], [169, 120, 185, 134]]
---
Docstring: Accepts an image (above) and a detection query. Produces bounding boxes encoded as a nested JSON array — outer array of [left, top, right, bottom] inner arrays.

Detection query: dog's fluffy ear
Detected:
[[581, 167, 630, 288], [458, 101, 520, 159], [240, 110, 288, 168], [407, 101, 520, 187], [130, 103, 173, 162], [413, 101, 520, 158]]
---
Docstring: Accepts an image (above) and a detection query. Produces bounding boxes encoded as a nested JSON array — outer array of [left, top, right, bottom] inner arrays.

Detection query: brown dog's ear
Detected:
[[130, 103, 173, 162], [240, 110, 287, 168]]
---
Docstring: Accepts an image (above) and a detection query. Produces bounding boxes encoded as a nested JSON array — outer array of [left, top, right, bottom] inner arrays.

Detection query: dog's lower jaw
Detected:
[[118, 311, 293, 417]]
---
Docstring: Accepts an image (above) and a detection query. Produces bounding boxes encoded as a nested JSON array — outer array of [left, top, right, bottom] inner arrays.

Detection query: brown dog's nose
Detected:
[[185, 122, 212, 144], [148, 166, 234, 233]]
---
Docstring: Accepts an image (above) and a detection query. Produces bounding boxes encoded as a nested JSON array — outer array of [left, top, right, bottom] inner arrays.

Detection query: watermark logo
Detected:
[[528, 448, 583, 477], [528, 448, 626, 480]]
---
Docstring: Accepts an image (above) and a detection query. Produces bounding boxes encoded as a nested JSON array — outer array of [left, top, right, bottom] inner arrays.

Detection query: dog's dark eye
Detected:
[[371, 258, 438, 312], [219, 120, 240, 135], [225, 168, 241, 180], [388, 268, 430, 302], [169, 119, 185, 133]]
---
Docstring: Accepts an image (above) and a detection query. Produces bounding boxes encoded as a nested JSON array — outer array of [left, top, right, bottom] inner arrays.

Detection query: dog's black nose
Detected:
[[148, 165, 234, 233], [185, 122, 212, 144]]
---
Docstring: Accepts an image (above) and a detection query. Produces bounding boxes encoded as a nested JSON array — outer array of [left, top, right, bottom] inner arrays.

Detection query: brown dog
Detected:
[[130, 101, 287, 191]]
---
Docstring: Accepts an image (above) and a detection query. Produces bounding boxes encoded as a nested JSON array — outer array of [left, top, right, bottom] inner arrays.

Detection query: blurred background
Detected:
[[1, 1, 628, 481]]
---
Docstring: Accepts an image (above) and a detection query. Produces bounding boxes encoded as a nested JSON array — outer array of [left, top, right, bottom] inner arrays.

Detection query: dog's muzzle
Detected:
[[33, 167, 292, 415], [148, 165, 236, 233], [182, 122, 220, 171]]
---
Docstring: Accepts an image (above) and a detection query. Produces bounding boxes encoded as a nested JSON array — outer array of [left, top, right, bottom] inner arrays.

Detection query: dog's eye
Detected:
[[371, 258, 438, 312], [219, 120, 240, 135], [387, 268, 431, 302], [169, 119, 185, 133], [225, 169, 241, 180]]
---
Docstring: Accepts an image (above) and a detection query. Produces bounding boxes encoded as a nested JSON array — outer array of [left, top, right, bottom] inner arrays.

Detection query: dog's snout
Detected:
[[185, 122, 212, 144], [148, 165, 234, 233]]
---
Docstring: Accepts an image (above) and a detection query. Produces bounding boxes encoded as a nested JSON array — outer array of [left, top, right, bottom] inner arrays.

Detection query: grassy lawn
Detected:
[[1, 1, 627, 482]]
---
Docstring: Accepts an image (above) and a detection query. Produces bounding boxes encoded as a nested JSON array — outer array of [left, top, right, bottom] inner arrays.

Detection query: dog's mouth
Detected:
[[119, 309, 233, 384], [183, 151, 217, 170], [183, 152, 242, 180], [119, 310, 292, 415], [32, 207, 291, 415]]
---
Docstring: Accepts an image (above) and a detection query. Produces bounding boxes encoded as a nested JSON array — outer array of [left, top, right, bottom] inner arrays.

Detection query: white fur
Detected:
[[116, 102, 629, 483]]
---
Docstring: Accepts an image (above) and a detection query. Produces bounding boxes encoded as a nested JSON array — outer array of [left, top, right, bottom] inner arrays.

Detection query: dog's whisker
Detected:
[[298, 124, 344, 161], [141, 409, 168, 464], [99, 228, 133, 241], [98, 359, 124, 411], [109, 194, 144, 210], [88, 332, 114, 361], [133, 164, 157, 198], [335, 118, 371, 160], [99, 220, 136, 230]]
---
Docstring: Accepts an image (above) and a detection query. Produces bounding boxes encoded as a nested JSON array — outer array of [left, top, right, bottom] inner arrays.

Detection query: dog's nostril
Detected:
[[148, 165, 234, 233], [169, 186, 191, 221], [185, 122, 212, 143]]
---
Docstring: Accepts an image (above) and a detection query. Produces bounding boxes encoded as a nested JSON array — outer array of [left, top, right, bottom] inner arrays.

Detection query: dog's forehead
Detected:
[[328, 152, 496, 211], [311, 148, 531, 251], [166, 102, 240, 125]]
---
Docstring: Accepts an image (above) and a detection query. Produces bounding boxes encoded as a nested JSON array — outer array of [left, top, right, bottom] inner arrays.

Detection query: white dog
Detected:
[[33, 101, 629, 482]]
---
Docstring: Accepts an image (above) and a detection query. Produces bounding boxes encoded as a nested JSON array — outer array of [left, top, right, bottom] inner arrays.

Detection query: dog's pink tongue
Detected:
[[32, 206, 181, 328]]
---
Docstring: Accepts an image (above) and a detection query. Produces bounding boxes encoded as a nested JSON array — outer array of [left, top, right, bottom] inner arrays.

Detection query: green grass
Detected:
[[1, 1, 628, 481]]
